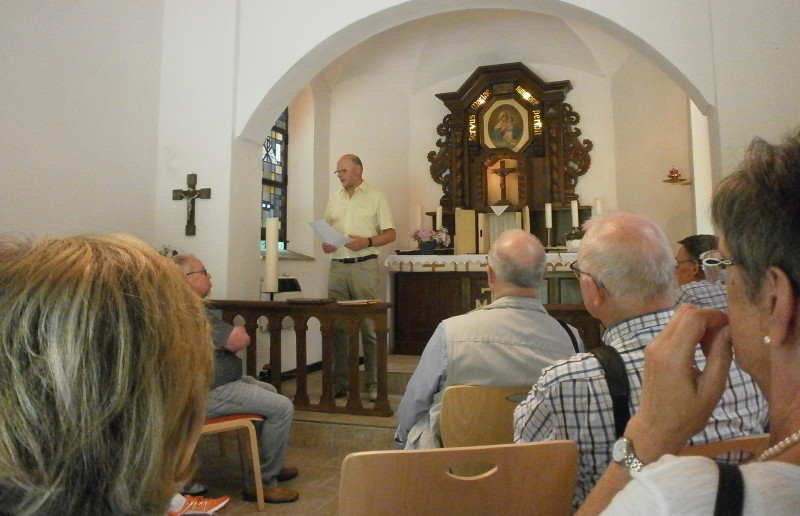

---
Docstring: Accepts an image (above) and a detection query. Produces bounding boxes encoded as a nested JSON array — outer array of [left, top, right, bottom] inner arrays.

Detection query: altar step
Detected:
[[283, 354, 419, 455]]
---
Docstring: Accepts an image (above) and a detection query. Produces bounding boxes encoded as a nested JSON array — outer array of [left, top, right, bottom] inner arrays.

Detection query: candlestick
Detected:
[[594, 198, 603, 215], [264, 217, 279, 293], [545, 203, 553, 229], [571, 200, 579, 228], [546, 227, 552, 247]]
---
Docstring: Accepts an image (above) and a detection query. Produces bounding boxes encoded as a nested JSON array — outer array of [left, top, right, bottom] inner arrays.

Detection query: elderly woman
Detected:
[[0, 234, 213, 515], [577, 129, 800, 515]]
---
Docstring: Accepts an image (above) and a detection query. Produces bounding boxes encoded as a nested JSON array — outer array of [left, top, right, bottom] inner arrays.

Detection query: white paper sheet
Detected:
[[310, 220, 348, 247]]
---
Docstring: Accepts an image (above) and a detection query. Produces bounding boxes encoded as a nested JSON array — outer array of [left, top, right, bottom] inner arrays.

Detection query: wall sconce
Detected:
[[662, 167, 691, 185]]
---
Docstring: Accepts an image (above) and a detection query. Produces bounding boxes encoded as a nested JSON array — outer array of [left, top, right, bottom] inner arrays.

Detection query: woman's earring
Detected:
[[763, 335, 772, 344]]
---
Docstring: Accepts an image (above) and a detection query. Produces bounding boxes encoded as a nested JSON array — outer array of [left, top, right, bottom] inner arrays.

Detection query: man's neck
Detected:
[[491, 286, 537, 301], [346, 179, 364, 197], [601, 295, 674, 328]]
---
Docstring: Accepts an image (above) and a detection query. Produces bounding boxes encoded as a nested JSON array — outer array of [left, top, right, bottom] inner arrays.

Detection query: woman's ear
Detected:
[[762, 266, 799, 345]]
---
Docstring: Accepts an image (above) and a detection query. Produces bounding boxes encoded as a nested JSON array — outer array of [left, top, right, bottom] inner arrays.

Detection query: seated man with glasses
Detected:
[[513, 212, 767, 512], [674, 234, 728, 309], [174, 254, 300, 505]]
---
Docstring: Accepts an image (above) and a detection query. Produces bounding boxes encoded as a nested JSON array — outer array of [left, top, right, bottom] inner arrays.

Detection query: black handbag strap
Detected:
[[557, 319, 581, 353], [714, 462, 744, 516], [589, 345, 631, 438]]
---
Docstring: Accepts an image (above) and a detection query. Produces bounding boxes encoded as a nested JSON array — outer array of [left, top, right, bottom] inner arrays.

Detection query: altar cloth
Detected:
[[384, 252, 577, 272]]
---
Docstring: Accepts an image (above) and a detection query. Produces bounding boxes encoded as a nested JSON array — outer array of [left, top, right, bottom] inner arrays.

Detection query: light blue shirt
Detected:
[[395, 296, 581, 448]]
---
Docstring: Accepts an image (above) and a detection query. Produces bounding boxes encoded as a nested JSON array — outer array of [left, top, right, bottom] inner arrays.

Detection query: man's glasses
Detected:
[[700, 257, 738, 270], [332, 166, 354, 175], [186, 268, 208, 276], [570, 261, 609, 294]]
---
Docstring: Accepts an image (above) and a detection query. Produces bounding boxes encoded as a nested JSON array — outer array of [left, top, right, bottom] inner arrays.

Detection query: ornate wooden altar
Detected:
[[428, 62, 593, 246], [210, 299, 393, 417]]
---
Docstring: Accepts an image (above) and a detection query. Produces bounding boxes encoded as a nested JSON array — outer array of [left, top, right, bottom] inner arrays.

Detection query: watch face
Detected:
[[612, 437, 628, 462]]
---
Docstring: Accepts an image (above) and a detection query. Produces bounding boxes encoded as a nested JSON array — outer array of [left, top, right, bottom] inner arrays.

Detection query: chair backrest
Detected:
[[338, 441, 578, 516], [679, 434, 770, 462], [439, 385, 530, 447]]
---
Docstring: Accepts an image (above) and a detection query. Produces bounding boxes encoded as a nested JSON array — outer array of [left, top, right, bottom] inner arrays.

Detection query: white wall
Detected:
[[0, 1, 163, 239], [612, 52, 694, 244], [711, 0, 800, 172]]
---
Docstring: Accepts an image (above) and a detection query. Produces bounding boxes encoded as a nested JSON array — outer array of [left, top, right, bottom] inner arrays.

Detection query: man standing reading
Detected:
[[322, 154, 396, 401]]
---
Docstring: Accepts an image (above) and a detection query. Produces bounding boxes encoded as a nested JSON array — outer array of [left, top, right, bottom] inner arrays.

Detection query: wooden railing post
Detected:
[[292, 316, 310, 405]]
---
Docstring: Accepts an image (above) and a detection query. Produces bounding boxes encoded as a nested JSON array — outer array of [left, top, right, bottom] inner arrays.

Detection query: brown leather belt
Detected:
[[333, 255, 378, 264]]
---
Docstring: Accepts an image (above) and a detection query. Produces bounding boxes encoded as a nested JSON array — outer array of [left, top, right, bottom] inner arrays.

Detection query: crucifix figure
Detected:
[[492, 159, 517, 206], [172, 173, 211, 236]]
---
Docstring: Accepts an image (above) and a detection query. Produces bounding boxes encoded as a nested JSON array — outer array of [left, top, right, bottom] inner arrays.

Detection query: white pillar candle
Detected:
[[544, 203, 553, 229], [522, 206, 530, 232], [264, 217, 280, 293], [594, 198, 603, 215], [436, 205, 443, 230], [415, 205, 423, 230], [571, 200, 579, 228]]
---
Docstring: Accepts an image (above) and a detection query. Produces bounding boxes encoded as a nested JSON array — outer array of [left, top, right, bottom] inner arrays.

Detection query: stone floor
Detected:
[[191, 354, 418, 515]]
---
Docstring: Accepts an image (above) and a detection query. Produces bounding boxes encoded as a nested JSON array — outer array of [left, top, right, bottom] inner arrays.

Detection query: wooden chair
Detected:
[[200, 414, 266, 512], [679, 434, 770, 462], [439, 385, 530, 447], [339, 441, 578, 516]]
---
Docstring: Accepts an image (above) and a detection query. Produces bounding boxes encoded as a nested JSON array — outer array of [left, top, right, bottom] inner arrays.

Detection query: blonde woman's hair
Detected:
[[0, 234, 213, 515]]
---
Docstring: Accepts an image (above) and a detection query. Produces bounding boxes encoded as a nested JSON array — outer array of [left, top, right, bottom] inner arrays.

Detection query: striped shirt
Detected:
[[513, 307, 767, 510], [676, 280, 728, 310]]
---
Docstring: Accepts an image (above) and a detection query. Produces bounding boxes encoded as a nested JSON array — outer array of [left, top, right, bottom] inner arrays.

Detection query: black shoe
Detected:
[[180, 482, 208, 496], [334, 385, 347, 398]]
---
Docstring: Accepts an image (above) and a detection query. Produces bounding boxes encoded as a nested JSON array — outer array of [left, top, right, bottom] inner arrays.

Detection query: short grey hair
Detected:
[[712, 128, 800, 301], [579, 212, 677, 303], [173, 253, 196, 272], [487, 229, 546, 290]]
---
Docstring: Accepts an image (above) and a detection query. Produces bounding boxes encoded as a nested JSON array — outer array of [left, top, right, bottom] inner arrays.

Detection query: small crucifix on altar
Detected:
[[172, 173, 211, 236], [492, 159, 517, 206]]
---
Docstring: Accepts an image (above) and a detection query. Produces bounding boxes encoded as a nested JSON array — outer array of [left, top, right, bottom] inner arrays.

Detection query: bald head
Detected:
[[487, 229, 547, 296], [335, 154, 364, 193], [579, 212, 676, 306]]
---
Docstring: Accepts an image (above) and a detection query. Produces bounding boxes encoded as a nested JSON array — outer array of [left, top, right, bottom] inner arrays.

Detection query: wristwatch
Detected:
[[612, 436, 645, 472]]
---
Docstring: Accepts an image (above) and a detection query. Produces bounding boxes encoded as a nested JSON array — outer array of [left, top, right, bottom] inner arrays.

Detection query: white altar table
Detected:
[[384, 252, 577, 273]]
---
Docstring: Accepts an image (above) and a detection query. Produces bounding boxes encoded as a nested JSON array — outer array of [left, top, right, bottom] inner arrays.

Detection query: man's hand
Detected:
[[224, 326, 251, 353], [321, 242, 337, 254], [626, 304, 733, 463], [344, 234, 370, 252]]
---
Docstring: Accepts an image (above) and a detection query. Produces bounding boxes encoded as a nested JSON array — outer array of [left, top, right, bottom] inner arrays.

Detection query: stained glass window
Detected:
[[261, 109, 288, 251]]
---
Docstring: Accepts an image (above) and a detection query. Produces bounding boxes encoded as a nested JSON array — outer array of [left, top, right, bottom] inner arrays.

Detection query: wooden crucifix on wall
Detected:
[[172, 173, 211, 236]]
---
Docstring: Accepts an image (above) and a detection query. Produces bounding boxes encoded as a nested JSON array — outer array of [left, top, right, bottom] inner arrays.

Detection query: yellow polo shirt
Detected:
[[324, 181, 395, 260]]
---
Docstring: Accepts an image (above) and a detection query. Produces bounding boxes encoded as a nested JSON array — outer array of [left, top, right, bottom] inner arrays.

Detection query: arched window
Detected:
[[261, 109, 288, 250]]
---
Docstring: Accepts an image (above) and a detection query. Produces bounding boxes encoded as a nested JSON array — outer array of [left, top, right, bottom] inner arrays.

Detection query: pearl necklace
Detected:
[[758, 429, 800, 462]]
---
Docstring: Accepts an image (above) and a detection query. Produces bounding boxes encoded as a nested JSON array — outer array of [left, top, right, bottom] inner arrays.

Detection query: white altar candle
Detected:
[[415, 205, 423, 230], [436, 205, 443, 230], [522, 206, 530, 232], [264, 217, 280, 293], [594, 198, 603, 215], [544, 203, 553, 229], [571, 200, 579, 228]]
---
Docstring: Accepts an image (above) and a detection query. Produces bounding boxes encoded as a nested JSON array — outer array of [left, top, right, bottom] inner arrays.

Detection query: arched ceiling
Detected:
[[319, 9, 634, 98]]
